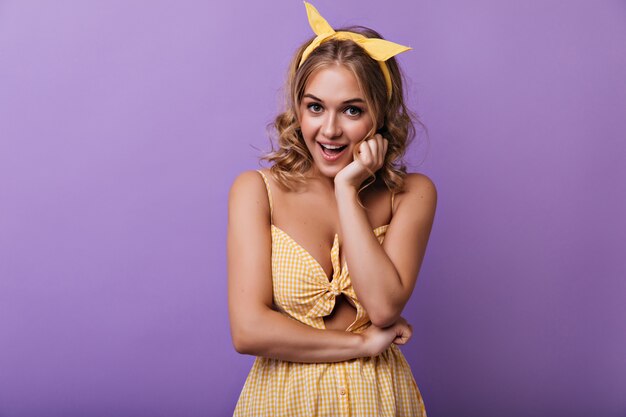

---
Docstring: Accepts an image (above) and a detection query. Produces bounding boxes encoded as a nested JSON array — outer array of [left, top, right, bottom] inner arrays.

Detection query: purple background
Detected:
[[1, 1, 625, 416]]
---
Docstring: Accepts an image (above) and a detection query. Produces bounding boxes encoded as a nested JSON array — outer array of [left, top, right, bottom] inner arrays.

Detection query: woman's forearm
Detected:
[[334, 184, 405, 327], [232, 306, 368, 363]]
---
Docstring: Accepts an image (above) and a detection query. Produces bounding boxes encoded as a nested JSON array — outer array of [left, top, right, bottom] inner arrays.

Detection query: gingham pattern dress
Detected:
[[233, 170, 427, 417]]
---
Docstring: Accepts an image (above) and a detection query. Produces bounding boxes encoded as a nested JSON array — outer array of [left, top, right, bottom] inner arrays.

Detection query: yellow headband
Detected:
[[298, 2, 412, 100]]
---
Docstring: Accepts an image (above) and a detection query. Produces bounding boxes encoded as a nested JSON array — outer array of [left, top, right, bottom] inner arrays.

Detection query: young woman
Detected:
[[227, 3, 436, 415]]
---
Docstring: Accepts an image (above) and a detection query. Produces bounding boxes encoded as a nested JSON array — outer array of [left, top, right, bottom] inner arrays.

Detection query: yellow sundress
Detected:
[[233, 170, 427, 417]]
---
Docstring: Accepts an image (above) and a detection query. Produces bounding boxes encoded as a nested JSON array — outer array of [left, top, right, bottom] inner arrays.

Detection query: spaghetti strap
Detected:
[[391, 191, 396, 216], [256, 170, 274, 224]]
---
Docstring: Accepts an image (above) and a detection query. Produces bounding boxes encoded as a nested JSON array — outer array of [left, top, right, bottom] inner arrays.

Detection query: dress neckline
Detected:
[[271, 223, 390, 281]]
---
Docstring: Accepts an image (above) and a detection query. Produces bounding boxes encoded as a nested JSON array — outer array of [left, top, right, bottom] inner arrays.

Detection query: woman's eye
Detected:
[[345, 106, 362, 116], [308, 103, 323, 113]]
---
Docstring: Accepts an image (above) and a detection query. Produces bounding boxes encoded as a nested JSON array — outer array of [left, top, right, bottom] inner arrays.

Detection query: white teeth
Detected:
[[320, 143, 346, 150]]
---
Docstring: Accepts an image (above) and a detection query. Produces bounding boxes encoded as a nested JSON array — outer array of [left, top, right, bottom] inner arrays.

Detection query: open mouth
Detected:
[[318, 142, 348, 160]]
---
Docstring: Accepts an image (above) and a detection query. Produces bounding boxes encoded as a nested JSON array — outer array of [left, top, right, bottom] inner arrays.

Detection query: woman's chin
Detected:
[[312, 161, 349, 179]]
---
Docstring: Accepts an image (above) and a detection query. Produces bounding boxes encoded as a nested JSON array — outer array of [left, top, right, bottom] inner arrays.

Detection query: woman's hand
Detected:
[[360, 316, 413, 357], [334, 134, 388, 189]]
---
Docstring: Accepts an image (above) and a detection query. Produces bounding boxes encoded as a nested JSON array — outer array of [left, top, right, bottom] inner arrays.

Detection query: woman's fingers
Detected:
[[359, 140, 374, 165], [367, 136, 379, 159], [362, 323, 401, 356], [382, 137, 388, 160], [392, 318, 413, 345], [359, 134, 387, 171]]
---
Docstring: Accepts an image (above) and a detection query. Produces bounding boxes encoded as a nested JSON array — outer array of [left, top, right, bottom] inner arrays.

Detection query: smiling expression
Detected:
[[298, 64, 375, 179]]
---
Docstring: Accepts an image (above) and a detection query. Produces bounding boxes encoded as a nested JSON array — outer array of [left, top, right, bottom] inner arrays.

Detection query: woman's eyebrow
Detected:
[[303, 93, 365, 104]]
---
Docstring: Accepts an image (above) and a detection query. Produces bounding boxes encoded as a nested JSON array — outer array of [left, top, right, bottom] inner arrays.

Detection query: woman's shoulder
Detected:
[[395, 172, 437, 211], [231, 168, 264, 187], [401, 172, 437, 194], [229, 169, 270, 201]]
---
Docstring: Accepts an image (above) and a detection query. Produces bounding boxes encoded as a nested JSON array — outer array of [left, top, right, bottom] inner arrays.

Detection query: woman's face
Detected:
[[298, 64, 375, 179]]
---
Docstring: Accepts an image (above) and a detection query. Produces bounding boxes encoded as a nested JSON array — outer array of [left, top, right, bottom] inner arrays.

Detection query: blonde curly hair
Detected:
[[261, 26, 424, 194]]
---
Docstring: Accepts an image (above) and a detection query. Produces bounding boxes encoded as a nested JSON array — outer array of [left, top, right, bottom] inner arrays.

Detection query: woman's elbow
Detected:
[[233, 328, 270, 356], [231, 330, 252, 355], [368, 308, 401, 328], [230, 314, 266, 355]]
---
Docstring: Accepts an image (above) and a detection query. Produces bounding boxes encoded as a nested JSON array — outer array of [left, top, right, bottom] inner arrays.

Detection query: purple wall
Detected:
[[1, 1, 624, 416]]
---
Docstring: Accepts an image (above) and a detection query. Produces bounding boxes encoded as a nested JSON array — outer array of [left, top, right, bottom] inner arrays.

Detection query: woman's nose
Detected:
[[321, 113, 342, 138]]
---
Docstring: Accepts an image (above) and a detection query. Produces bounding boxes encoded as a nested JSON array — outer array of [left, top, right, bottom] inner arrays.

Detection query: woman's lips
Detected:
[[317, 142, 348, 162]]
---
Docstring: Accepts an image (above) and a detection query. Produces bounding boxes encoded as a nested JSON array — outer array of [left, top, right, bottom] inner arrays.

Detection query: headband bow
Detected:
[[298, 2, 412, 100]]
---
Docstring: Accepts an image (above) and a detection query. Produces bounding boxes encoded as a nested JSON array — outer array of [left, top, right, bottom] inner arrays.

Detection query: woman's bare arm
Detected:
[[335, 173, 437, 328], [227, 170, 407, 363]]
